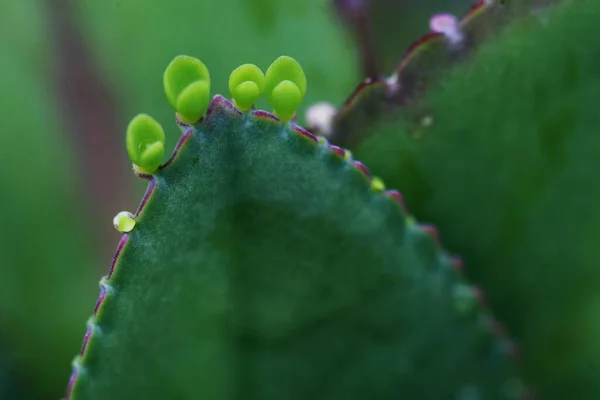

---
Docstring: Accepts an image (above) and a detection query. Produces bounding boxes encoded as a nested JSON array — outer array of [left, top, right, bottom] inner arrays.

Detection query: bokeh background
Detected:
[[0, 0, 471, 398]]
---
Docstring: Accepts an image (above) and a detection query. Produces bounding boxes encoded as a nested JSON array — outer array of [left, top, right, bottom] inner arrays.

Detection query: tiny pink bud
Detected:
[[429, 13, 463, 45]]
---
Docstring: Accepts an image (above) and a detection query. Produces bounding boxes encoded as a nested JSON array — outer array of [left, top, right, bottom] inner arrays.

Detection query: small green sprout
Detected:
[[126, 114, 166, 173], [263, 56, 307, 122], [229, 64, 265, 111], [113, 211, 136, 233], [371, 176, 386, 192], [163, 55, 211, 124]]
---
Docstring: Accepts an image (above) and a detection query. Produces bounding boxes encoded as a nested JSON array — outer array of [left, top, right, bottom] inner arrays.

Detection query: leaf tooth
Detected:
[[65, 370, 77, 400], [93, 287, 107, 315], [158, 129, 194, 171], [66, 356, 83, 400], [460, 0, 492, 23], [416, 223, 440, 243], [471, 284, 486, 305], [94, 276, 113, 314], [80, 317, 100, 357], [292, 125, 318, 143], [448, 255, 465, 272], [205, 94, 243, 122], [108, 234, 130, 279], [251, 109, 280, 122], [352, 160, 372, 179], [383, 189, 408, 214], [327, 144, 346, 158]]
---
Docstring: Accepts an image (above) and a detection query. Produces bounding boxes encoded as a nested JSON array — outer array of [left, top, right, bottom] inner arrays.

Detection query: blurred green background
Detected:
[[0, 0, 470, 398]]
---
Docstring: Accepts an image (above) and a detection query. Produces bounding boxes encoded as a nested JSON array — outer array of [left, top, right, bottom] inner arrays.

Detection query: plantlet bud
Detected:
[[264, 56, 307, 122], [371, 176, 386, 192], [113, 211, 136, 233], [229, 64, 265, 111], [343, 149, 353, 161], [429, 13, 464, 46], [164, 55, 211, 123], [306, 102, 336, 136], [126, 114, 166, 173]]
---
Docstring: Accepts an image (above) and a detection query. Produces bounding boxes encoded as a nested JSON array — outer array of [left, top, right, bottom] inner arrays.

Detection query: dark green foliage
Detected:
[[328, 0, 558, 148], [333, 0, 559, 78], [333, 0, 473, 75], [0, 341, 29, 400], [69, 97, 520, 399], [342, 0, 600, 397]]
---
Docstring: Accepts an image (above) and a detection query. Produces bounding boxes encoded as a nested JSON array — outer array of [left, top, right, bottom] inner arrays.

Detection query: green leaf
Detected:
[[345, 0, 600, 397], [68, 96, 521, 399]]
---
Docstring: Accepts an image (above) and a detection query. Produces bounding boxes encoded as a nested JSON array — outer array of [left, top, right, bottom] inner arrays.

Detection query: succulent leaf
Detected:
[[163, 55, 211, 124], [337, 0, 600, 398], [68, 95, 521, 399], [264, 56, 307, 122]]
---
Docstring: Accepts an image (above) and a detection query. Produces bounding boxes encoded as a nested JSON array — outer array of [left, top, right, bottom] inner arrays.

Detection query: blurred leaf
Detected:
[[0, 0, 100, 398], [346, 1, 600, 397], [332, 0, 474, 76], [0, 340, 29, 400]]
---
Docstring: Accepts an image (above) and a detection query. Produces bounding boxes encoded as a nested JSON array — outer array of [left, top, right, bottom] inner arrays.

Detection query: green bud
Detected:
[[126, 114, 166, 173], [229, 64, 265, 111], [163, 55, 211, 123], [264, 56, 307, 122], [371, 176, 386, 192], [113, 211, 136, 233]]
